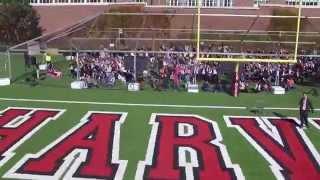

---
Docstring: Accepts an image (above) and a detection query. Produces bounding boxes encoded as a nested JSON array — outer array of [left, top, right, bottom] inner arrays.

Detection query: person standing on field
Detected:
[[299, 93, 314, 128]]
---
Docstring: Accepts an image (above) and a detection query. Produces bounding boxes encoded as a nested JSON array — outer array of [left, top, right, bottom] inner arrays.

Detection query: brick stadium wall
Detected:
[[33, 6, 111, 33], [34, 5, 320, 34], [233, 0, 254, 6], [147, 0, 288, 6], [233, 0, 291, 6]]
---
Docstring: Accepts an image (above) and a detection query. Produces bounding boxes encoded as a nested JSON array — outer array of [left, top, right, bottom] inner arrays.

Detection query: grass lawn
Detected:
[[0, 54, 319, 180], [0, 83, 319, 180]]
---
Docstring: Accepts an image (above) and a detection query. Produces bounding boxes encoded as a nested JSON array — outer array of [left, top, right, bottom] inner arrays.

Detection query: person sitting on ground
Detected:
[[287, 77, 295, 90], [86, 75, 98, 88], [239, 80, 249, 92], [47, 63, 62, 79]]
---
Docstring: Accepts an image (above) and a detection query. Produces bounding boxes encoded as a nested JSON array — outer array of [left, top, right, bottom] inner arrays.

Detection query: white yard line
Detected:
[[0, 97, 319, 111]]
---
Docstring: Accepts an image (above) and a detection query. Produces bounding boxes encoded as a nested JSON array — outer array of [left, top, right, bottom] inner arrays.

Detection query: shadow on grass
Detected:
[[273, 112, 300, 127], [272, 112, 288, 118], [306, 88, 319, 97]]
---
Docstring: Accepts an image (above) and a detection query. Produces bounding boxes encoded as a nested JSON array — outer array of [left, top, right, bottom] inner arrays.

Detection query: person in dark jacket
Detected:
[[299, 93, 314, 128]]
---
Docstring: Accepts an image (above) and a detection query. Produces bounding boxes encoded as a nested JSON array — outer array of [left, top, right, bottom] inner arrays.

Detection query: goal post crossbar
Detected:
[[197, 58, 296, 63]]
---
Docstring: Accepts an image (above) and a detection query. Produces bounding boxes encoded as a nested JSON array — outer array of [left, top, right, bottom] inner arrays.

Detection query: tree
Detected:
[[0, 1, 42, 46], [268, 8, 305, 32]]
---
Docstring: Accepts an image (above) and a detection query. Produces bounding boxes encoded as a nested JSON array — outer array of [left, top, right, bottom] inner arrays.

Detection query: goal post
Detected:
[[196, 0, 303, 63]]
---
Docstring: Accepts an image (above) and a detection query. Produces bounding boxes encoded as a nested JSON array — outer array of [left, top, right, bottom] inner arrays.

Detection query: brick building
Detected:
[[27, 0, 320, 34], [29, 0, 320, 7]]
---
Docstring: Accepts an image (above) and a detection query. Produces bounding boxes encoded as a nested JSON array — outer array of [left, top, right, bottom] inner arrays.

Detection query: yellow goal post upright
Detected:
[[196, 0, 303, 64]]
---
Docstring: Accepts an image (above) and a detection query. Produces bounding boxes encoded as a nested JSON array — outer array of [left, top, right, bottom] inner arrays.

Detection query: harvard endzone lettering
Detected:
[[225, 116, 320, 180], [4, 111, 127, 180], [310, 118, 320, 130], [1, 109, 319, 179], [0, 107, 65, 167], [136, 114, 244, 180]]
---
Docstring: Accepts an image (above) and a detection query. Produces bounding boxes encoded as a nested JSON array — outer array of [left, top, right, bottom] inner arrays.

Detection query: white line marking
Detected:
[[0, 97, 319, 111]]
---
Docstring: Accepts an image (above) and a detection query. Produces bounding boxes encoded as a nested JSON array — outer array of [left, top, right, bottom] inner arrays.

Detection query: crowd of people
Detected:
[[240, 57, 320, 92], [69, 52, 134, 88], [66, 44, 320, 93], [146, 53, 222, 92], [146, 44, 320, 92]]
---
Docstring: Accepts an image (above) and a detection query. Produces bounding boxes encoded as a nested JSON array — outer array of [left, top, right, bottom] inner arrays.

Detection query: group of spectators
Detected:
[[240, 56, 320, 92], [68, 44, 320, 92], [147, 55, 221, 91], [69, 52, 134, 88], [145, 44, 228, 91]]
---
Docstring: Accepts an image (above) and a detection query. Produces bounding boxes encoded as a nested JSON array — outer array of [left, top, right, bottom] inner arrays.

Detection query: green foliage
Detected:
[[0, 0, 29, 5], [88, 5, 171, 38], [88, 6, 145, 37], [268, 8, 305, 32], [265, 7, 306, 48], [0, 2, 42, 46]]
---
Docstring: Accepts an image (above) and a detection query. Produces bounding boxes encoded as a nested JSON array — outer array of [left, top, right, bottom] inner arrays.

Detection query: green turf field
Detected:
[[0, 54, 319, 180], [0, 82, 319, 180]]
